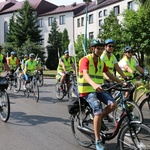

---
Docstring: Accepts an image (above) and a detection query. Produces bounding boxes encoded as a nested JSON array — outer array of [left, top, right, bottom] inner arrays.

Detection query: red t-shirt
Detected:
[[79, 56, 108, 97]]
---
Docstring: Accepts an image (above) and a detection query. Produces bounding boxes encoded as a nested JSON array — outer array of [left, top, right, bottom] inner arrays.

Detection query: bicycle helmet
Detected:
[[11, 51, 16, 55], [90, 38, 104, 47], [105, 39, 114, 45], [64, 50, 69, 54], [37, 57, 41, 61], [123, 46, 132, 52], [29, 53, 35, 58], [24, 54, 28, 58]]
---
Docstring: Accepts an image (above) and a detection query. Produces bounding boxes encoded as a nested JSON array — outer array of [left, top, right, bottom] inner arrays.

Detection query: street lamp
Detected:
[[83, 0, 91, 56]]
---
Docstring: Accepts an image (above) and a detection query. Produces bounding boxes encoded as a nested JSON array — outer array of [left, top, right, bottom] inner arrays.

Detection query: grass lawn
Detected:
[[43, 70, 57, 77]]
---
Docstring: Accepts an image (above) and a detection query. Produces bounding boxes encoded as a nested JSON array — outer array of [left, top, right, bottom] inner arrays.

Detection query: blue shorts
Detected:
[[84, 92, 115, 116]]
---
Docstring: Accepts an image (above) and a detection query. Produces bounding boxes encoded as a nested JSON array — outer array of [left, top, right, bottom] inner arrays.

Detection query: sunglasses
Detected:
[[107, 45, 114, 48]]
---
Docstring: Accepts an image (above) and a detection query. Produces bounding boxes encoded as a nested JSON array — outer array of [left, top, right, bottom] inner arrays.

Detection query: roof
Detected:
[[40, 2, 85, 16], [0, 0, 57, 15], [0, 1, 15, 11]]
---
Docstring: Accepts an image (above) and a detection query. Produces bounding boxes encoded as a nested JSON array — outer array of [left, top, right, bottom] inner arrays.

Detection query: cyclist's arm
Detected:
[[114, 63, 126, 78], [136, 65, 144, 74], [3, 63, 10, 72], [105, 71, 122, 83]]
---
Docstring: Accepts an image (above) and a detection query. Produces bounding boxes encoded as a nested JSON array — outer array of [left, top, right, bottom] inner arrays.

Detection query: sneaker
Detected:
[[95, 140, 105, 150], [101, 120, 109, 131]]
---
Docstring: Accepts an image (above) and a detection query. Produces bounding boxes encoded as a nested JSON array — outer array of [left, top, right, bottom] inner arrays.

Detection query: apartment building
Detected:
[[74, 0, 138, 40], [0, 0, 138, 53]]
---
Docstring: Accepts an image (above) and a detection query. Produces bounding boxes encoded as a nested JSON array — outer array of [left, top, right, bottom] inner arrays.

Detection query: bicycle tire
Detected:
[[0, 90, 10, 122], [71, 105, 94, 148], [33, 82, 39, 102], [139, 97, 150, 127], [119, 123, 150, 150], [112, 100, 143, 125], [13, 77, 21, 93], [55, 82, 64, 100], [68, 84, 73, 98]]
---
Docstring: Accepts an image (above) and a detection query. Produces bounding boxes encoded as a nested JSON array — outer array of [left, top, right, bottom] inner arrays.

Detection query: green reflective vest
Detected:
[[9, 57, 17, 70], [57, 56, 72, 72], [117, 56, 136, 78], [0, 54, 4, 72], [78, 54, 104, 93], [26, 60, 37, 74], [101, 51, 116, 74]]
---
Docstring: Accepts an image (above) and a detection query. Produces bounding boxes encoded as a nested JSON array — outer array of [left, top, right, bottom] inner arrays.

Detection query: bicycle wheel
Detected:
[[33, 82, 39, 102], [38, 74, 44, 86], [113, 100, 143, 125], [0, 90, 10, 122], [13, 77, 21, 93], [139, 97, 150, 127], [55, 82, 64, 100], [71, 105, 93, 148], [119, 123, 150, 150]]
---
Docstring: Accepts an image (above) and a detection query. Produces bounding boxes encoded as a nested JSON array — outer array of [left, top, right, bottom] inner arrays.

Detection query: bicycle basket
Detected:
[[0, 77, 8, 89], [67, 97, 79, 114]]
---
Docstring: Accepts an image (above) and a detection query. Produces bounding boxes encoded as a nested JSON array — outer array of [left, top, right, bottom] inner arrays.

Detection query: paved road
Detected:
[[0, 78, 123, 150]]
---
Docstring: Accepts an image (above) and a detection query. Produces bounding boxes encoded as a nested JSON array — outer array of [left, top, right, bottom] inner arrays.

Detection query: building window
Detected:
[[81, 17, 84, 26], [4, 21, 8, 42], [77, 18, 80, 27], [99, 29, 102, 35], [38, 19, 43, 27], [114, 6, 120, 16], [39, 35, 44, 45], [99, 11, 102, 18], [48, 17, 54, 26], [128, 1, 133, 10], [104, 9, 107, 16], [89, 14, 93, 24], [59, 15, 65, 25], [89, 32, 94, 39], [99, 19, 103, 26]]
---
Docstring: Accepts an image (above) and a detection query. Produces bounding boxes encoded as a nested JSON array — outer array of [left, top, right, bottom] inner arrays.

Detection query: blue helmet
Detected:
[[64, 50, 69, 54], [123, 46, 132, 52], [11, 51, 16, 55], [105, 39, 114, 45]]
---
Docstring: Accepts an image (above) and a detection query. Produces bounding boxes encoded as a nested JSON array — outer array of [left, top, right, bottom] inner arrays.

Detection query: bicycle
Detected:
[[110, 80, 143, 125], [23, 72, 39, 102], [0, 76, 10, 122], [55, 72, 76, 100], [36, 69, 44, 87], [7, 67, 21, 93], [70, 82, 149, 150], [114, 74, 150, 126]]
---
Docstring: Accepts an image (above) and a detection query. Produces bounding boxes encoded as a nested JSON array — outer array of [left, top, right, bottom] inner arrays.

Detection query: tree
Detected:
[[14, 0, 42, 47], [122, 7, 150, 67], [61, 29, 70, 52], [4, 0, 43, 60], [98, 10, 123, 60], [134, 0, 150, 8], [46, 18, 62, 69]]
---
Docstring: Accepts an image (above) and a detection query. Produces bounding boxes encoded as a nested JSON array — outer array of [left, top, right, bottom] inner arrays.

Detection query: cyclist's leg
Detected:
[[97, 91, 117, 119], [58, 72, 66, 90], [23, 74, 29, 89], [84, 92, 104, 148]]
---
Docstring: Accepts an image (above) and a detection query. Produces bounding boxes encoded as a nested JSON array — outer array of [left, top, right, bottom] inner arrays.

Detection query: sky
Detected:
[[17, 0, 89, 6]]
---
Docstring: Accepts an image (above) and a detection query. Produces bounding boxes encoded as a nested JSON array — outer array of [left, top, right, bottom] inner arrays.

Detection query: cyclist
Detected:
[[78, 38, 122, 150], [21, 54, 29, 70], [37, 57, 44, 75], [7, 51, 19, 73], [100, 39, 126, 122], [0, 45, 10, 73], [57, 50, 76, 91], [117, 46, 144, 78], [23, 53, 39, 89]]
